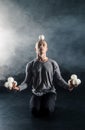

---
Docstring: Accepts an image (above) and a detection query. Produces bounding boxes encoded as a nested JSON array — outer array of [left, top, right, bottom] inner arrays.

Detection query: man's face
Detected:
[[35, 41, 48, 56]]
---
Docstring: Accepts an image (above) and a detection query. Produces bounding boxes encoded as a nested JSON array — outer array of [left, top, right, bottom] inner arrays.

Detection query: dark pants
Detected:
[[29, 92, 57, 116]]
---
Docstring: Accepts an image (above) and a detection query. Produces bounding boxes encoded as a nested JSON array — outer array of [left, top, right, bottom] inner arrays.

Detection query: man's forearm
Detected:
[[19, 83, 28, 91], [58, 77, 69, 89]]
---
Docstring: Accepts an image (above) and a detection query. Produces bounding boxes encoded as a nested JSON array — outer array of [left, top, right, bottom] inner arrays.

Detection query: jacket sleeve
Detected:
[[53, 61, 69, 89], [19, 62, 33, 91]]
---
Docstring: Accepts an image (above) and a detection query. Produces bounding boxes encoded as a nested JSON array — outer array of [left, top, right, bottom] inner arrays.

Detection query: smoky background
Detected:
[[0, 0, 85, 82]]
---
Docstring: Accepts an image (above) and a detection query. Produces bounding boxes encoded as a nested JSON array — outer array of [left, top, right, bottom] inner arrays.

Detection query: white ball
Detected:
[[72, 79, 77, 85], [4, 82, 9, 88], [71, 74, 77, 80], [14, 81, 17, 86], [8, 82, 13, 90], [39, 35, 45, 41], [8, 80, 15, 85], [8, 77, 14, 83], [77, 79, 81, 85]]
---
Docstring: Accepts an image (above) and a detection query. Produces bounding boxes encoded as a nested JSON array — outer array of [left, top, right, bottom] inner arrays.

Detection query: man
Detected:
[[12, 35, 75, 116]]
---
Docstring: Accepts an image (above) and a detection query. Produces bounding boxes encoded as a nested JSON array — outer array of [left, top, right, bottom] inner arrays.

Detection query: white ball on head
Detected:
[[39, 34, 45, 41], [4, 76, 18, 90]]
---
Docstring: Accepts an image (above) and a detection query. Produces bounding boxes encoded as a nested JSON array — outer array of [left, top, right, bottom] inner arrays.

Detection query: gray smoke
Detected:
[[45, 16, 85, 72], [0, 0, 45, 79], [0, 0, 85, 80]]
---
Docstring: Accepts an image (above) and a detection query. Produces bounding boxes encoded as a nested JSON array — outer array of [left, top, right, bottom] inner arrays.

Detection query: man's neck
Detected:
[[37, 54, 48, 62]]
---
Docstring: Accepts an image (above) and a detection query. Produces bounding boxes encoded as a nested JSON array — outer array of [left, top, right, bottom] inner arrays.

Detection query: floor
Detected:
[[0, 86, 85, 130]]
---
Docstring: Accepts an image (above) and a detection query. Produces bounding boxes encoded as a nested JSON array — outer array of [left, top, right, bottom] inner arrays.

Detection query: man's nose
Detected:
[[40, 45, 43, 48]]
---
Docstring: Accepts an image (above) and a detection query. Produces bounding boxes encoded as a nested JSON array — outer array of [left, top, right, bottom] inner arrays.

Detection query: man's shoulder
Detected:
[[49, 58, 58, 66], [26, 59, 36, 68]]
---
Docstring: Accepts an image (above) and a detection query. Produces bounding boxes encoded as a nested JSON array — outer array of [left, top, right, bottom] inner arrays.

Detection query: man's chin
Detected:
[[39, 53, 45, 57], [39, 52, 44, 55], [39, 54, 43, 57]]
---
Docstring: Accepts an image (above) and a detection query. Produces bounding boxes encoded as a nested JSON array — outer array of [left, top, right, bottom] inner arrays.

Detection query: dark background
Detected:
[[0, 0, 85, 130]]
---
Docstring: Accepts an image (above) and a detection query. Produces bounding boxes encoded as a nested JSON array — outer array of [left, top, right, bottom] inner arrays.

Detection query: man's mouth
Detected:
[[40, 49, 44, 51]]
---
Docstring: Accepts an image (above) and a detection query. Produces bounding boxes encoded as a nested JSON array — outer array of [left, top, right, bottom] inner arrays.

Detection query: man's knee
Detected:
[[29, 95, 40, 110], [45, 93, 56, 113], [46, 104, 55, 114]]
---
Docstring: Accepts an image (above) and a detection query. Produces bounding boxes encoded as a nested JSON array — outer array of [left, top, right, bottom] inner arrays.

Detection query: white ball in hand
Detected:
[[8, 77, 14, 83], [76, 79, 81, 86], [4, 82, 9, 88], [8, 82, 13, 90], [69, 74, 81, 87], [72, 79, 78, 87], [71, 74, 77, 80]]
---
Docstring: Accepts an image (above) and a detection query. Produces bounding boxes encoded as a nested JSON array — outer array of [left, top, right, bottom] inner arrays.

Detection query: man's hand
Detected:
[[68, 79, 75, 91], [4, 77, 20, 91], [68, 74, 81, 92], [12, 82, 20, 91]]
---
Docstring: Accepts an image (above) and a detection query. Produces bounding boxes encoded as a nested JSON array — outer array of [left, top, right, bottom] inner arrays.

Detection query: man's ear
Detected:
[[34, 48, 36, 51], [34, 47, 38, 53]]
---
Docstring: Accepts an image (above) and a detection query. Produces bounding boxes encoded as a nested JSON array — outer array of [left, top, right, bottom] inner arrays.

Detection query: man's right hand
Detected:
[[68, 80, 74, 91], [12, 82, 20, 91]]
